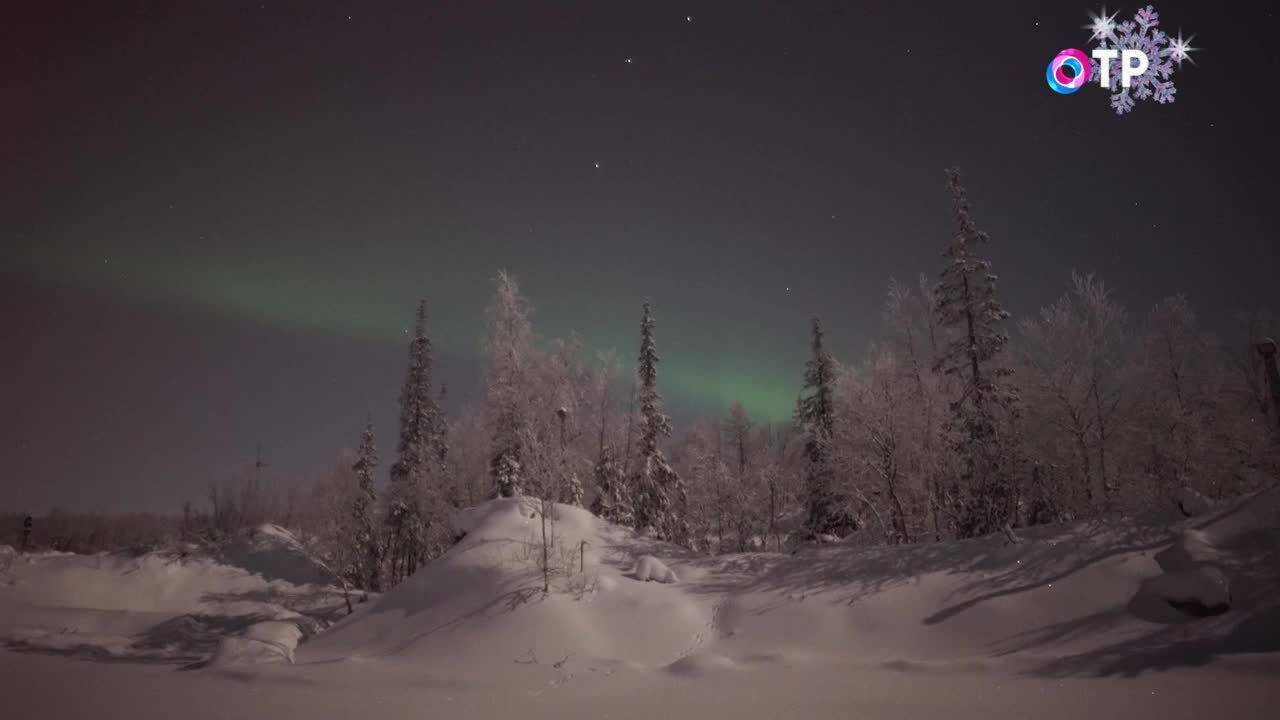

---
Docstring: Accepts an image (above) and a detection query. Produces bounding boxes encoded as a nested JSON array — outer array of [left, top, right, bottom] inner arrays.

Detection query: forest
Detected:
[[13, 168, 1280, 597]]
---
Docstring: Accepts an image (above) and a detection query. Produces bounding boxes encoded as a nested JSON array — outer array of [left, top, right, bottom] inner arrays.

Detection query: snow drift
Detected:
[[0, 529, 351, 664], [631, 555, 678, 583]]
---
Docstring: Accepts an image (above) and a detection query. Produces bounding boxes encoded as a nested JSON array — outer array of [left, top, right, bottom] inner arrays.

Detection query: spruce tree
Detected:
[[351, 421, 381, 591], [591, 444, 632, 525], [723, 402, 755, 550], [723, 402, 752, 483], [483, 271, 533, 498], [932, 168, 1021, 537], [796, 316, 850, 536], [553, 407, 584, 506], [562, 473, 585, 507], [386, 300, 442, 582], [630, 302, 688, 542]]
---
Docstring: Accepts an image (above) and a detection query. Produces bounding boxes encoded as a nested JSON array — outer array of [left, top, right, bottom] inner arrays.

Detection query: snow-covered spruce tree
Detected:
[[724, 403, 758, 551], [724, 403, 752, 484], [591, 444, 633, 525], [630, 302, 689, 542], [562, 471, 584, 507], [932, 168, 1021, 538], [688, 419, 730, 552], [586, 349, 635, 523], [385, 300, 444, 583], [797, 316, 853, 537], [483, 271, 533, 499], [667, 418, 723, 553], [556, 407, 585, 506], [432, 384, 452, 505], [351, 421, 381, 591]]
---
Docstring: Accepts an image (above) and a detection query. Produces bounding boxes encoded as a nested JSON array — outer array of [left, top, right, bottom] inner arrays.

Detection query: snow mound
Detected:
[[1138, 565, 1231, 617], [631, 555, 678, 583], [300, 497, 708, 668], [208, 620, 303, 667], [665, 651, 738, 676], [219, 524, 333, 587], [1134, 527, 1235, 618], [1158, 529, 1221, 570]]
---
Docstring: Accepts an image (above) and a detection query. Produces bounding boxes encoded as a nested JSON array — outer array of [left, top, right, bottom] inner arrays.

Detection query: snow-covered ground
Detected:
[[0, 524, 350, 665], [3, 497, 1279, 719]]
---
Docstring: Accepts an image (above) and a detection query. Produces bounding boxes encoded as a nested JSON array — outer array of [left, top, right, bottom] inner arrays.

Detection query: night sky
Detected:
[[2, 1, 1276, 512]]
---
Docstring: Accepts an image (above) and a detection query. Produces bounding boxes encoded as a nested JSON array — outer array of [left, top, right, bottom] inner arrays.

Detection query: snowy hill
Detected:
[[302, 498, 713, 668], [3, 494, 1279, 719]]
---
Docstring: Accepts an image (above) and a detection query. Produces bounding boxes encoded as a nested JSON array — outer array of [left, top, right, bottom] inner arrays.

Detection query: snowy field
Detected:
[[3, 497, 1279, 719]]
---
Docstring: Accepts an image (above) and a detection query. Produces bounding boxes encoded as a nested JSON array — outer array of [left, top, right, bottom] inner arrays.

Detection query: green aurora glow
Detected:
[[17, 237, 812, 421]]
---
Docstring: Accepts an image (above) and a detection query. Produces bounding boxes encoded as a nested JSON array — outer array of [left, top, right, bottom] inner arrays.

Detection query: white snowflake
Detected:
[[1088, 5, 1182, 115]]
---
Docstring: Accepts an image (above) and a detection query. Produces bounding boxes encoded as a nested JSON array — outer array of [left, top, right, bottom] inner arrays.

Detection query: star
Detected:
[[593, 162, 601, 169], [1165, 31, 1197, 66], [624, 57, 633, 64], [1085, 7, 1119, 43]]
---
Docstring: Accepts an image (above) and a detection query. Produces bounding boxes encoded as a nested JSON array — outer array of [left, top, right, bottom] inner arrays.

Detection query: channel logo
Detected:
[[1045, 47, 1151, 95], [1048, 6, 1198, 115], [1045, 49, 1092, 94]]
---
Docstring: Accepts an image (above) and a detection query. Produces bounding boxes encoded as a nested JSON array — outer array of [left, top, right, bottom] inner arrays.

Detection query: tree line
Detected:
[[16, 168, 1274, 586], [315, 167, 1279, 592]]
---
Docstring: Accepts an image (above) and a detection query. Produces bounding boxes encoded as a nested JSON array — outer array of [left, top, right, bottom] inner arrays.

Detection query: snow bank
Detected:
[[0, 550, 270, 613], [631, 555, 678, 583], [0, 542, 350, 664]]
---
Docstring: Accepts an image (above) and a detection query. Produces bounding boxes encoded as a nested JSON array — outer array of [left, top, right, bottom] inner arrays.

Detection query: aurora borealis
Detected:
[[4, 1, 1277, 511]]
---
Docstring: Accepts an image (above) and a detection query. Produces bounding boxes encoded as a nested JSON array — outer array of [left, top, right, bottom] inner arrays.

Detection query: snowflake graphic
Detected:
[[1088, 5, 1189, 115]]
